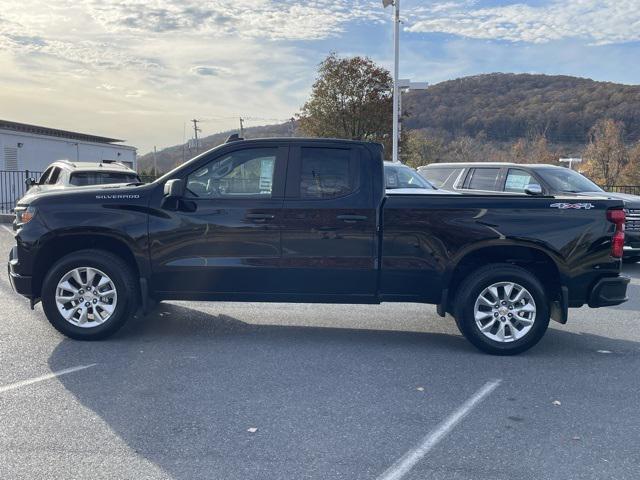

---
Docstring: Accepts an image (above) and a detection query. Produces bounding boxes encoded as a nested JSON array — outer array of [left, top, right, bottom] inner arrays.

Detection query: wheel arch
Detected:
[[441, 243, 565, 318], [32, 230, 146, 299]]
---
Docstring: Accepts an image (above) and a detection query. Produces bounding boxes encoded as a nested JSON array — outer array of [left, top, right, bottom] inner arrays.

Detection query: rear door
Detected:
[[279, 143, 378, 300]]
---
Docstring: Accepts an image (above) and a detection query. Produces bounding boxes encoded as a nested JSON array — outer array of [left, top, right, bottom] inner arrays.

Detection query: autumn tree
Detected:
[[402, 130, 445, 168], [625, 142, 640, 185], [583, 119, 629, 186], [297, 53, 393, 154]]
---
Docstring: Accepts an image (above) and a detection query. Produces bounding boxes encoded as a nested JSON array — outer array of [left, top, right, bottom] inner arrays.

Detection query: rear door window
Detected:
[[462, 168, 501, 191], [299, 147, 357, 199]]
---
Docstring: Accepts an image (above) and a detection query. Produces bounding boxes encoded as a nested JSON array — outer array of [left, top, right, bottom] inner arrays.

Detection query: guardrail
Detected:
[[0, 170, 43, 214], [605, 186, 640, 196]]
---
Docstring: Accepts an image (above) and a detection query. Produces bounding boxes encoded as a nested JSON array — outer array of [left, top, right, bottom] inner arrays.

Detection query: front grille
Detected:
[[626, 209, 640, 232]]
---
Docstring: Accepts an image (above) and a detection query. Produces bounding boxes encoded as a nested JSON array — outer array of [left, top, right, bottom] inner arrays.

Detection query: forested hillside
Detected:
[[139, 73, 640, 174], [402, 73, 640, 144]]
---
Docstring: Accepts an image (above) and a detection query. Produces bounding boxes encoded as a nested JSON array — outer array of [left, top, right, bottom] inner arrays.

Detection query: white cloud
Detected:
[[81, 0, 382, 40], [0, 1, 382, 151], [407, 0, 640, 45]]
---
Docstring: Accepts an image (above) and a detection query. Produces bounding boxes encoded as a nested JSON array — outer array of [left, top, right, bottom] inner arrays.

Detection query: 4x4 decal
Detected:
[[550, 202, 595, 210]]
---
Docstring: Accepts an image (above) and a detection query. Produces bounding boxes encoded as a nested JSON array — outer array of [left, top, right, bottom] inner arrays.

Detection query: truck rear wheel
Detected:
[[41, 249, 137, 340], [453, 264, 550, 355]]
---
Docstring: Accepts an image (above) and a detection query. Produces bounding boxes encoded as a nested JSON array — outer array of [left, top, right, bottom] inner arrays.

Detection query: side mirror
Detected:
[[164, 179, 185, 198], [524, 184, 543, 196], [25, 177, 36, 190]]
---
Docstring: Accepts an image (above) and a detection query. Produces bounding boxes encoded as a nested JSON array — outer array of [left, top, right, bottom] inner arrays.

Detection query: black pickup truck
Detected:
[[8, 138, 630, 354]]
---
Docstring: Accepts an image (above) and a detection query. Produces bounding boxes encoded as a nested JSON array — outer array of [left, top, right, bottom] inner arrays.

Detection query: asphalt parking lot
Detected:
[[1, 225, 639, 480]]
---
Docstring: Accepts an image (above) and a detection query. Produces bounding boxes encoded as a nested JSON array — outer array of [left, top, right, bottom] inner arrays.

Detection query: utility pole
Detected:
[[153, 146, 157, 177], [239, 117, 245, 138], [191, 119, 201, 152], [289, 117, 296, 136]]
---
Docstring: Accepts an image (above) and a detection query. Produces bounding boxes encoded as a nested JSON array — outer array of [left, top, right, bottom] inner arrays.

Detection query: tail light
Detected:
[[607, 208, 625, 258]]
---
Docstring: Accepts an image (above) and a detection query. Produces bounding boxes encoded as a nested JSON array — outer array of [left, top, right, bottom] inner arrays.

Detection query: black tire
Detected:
[[623, 256, 640, 264], [453, 263, 550, 355], [41, 249, 138, 340]]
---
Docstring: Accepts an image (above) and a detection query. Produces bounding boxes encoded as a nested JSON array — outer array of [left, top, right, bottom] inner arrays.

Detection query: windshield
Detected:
[[385, 164, 435, 189], [536, 168, 603, 193]]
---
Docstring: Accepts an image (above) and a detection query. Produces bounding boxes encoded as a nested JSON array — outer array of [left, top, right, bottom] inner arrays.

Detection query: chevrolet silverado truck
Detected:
[[8, 138, 630, 355]]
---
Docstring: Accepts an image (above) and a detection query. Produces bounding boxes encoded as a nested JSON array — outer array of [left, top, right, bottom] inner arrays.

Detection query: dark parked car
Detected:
[[419, 162, 640, 262], [8, 139, 629, 355]]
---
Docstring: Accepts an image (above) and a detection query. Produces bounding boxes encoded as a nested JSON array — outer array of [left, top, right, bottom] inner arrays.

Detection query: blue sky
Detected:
[[1, 0, 639, 153]]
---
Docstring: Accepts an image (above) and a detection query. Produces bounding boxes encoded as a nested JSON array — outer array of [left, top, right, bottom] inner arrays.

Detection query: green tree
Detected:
[[297, 53, 393, 154]]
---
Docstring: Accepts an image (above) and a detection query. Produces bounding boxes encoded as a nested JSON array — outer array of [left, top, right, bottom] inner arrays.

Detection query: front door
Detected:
[[149, 144, 287, 298]]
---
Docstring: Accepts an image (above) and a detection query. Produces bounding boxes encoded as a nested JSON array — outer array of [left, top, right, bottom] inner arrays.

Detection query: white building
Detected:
[[0, 119, 136, 172], [0, 119, 137, 212]]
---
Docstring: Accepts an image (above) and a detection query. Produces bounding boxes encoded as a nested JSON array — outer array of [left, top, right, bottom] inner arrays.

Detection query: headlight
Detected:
[[15, 206, 36, 225]]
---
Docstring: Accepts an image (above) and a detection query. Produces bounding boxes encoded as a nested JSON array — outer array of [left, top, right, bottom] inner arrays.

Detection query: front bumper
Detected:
[[8, 246, 34, 298], [588, 276, 630, 308]]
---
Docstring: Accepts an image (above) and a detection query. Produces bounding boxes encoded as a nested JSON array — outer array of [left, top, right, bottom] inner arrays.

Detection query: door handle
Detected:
[[246, 213, 275, 221], [337, 214, 368, 222]]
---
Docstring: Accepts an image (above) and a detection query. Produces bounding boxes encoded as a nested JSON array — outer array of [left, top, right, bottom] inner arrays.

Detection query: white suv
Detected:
[[26, 160, 141, 193]]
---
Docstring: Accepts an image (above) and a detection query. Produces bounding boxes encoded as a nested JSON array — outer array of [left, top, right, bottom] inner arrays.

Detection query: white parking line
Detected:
[[0, 364, 97, 394], [377, 379, 502, 480], [1, 224, 13, 234]]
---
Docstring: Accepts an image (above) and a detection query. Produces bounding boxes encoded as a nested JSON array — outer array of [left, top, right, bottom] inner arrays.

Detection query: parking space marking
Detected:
[[377, 379, 502, 480], [0, 364, 97, 394], [1, 224, 13, 234]]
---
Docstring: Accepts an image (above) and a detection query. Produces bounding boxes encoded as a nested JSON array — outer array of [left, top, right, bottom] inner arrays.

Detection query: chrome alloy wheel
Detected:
[[473, 282, 536, 343], [55, 267, 118, 328]]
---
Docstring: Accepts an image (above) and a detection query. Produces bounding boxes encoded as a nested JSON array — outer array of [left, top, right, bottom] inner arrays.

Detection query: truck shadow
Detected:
[[47, 302, 640, 480]]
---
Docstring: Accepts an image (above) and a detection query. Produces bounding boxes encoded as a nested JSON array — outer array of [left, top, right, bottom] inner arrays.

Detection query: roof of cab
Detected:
[[223, 137, 383, 147]]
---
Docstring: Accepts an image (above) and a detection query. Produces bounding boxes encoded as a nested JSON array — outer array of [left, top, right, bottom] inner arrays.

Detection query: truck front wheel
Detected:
[[453, 264, 550, 355], [41, 249, 138, 340]]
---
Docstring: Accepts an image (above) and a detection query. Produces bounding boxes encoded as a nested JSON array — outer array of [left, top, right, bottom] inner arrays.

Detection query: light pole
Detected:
[[559, 158, 583, 170], [383, 0, 401, 163], [383, 1, 428, 162]]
